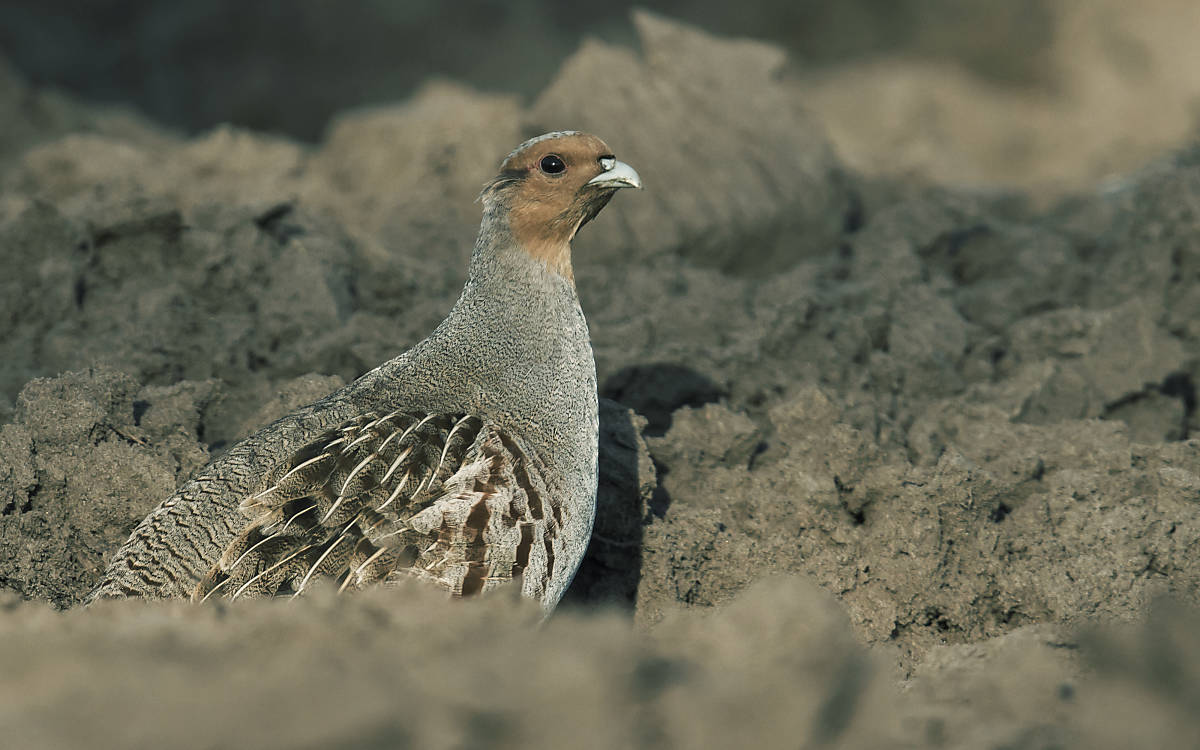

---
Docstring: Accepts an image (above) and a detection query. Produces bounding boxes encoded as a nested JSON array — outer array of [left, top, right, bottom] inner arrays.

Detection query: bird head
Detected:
[[480, 131, 641, 279]]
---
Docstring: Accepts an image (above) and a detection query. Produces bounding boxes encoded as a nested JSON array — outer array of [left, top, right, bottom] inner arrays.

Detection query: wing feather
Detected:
[[193, 410, 563, 604]]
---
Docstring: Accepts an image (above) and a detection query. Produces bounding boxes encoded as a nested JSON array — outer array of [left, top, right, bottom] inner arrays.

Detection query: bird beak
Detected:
[[587, 159, 642, 190]]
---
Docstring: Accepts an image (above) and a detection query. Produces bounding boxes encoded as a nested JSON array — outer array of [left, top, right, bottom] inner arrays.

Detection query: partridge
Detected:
[[87, 131, 641, 612]]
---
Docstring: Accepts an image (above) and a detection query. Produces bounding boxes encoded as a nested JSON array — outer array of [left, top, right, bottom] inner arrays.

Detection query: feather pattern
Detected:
[[193, 409, 565, 603], [87, 131, 629, 612]]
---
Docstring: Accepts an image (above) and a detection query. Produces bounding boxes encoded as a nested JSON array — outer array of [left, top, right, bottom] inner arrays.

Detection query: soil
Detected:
[[2, 7, 1200, 749]]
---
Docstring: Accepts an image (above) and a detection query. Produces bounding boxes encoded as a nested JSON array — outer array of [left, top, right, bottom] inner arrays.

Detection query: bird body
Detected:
[[87, 132, 640, 612]]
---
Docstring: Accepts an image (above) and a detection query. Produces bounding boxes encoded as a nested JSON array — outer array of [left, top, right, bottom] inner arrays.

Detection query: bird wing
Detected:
[[193, 409, 562, 603]]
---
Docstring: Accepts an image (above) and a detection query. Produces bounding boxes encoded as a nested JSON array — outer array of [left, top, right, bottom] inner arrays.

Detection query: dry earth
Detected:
[[1, 9, 1199, 750]]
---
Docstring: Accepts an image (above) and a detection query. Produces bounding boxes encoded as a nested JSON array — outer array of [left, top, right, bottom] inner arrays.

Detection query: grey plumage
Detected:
[[87, 132, 640, 611]]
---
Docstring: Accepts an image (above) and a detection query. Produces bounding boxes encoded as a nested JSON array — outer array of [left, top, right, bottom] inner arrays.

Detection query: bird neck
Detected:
[[412, 204, 594, 437], [474, 200, 575, 284], [460, 209, 580, 324], [374, 203, 595, 465]]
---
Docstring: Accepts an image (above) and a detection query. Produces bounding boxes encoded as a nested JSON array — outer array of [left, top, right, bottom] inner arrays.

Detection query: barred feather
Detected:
[[194, 410, 564, 604]]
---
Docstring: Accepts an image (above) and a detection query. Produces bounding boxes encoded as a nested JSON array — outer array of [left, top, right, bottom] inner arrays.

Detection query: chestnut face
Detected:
[[483, 132, 641, 279]]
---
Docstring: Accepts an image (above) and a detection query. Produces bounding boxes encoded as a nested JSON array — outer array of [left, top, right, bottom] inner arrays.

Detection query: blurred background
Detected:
[[3, 0, 1198, 198]]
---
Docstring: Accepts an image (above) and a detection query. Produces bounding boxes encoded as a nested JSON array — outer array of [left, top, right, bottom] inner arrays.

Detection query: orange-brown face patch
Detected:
[[493, 133, 621, 281]]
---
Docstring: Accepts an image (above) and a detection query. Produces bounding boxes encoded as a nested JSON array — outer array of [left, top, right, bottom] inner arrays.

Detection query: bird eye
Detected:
[[539, 154, 566, 175]]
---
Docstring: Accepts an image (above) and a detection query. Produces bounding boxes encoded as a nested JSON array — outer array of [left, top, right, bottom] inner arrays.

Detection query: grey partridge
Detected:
[[87, 131, 641, 612]]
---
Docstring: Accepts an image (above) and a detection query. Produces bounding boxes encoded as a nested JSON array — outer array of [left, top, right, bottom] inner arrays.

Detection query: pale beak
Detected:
[[587, 159, 642, 190]]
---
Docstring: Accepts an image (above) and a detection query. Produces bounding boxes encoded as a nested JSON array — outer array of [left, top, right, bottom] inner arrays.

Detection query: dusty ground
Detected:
[[2, 7, 1200, 749]]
